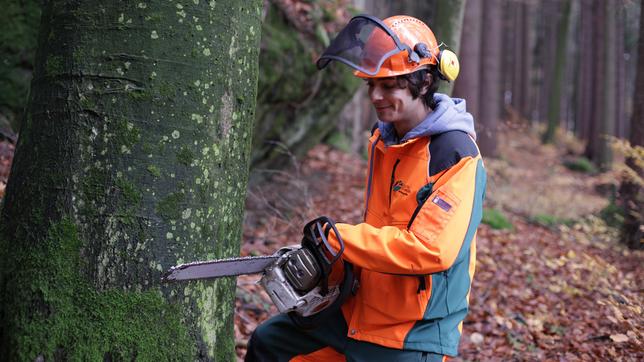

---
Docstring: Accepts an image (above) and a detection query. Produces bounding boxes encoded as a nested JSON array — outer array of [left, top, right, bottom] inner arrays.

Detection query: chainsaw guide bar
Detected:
[[162, 254, 280, 282]]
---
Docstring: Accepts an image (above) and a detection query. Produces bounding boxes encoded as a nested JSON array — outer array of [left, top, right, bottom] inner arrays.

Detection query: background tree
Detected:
[[619, 0, 644, 250], [453, 0, 482, 124], [477, 0, 503, 157], [0, 0, 262, 360], [432, 0, 467, 96], [542, 0, 572, 144]]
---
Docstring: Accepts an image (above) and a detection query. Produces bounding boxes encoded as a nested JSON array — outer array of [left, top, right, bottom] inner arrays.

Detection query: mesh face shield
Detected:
[[316, 15, 410, 77]]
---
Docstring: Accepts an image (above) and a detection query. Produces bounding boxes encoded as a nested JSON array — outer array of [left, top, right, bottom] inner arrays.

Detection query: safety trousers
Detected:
[[244, 310, 447, 362]]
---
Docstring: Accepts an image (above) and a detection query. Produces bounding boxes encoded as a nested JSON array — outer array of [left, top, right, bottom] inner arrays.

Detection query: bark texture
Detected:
[[0, 0, 262, 360]]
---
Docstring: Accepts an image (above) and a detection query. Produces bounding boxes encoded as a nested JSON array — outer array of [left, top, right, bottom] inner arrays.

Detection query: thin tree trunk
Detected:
[[0, 1, 262, 360], [543, 0, 571, 144], [478, 0, 502, 157], [576, 0, 594, 141], [452, 0, 482, 120], [585, 1, 606, 162], [433, 0, 467, 95]]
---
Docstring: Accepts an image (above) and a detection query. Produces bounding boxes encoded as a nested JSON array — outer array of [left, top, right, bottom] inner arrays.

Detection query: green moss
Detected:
[[115, 177, 142, 205], [147, 165, 161, 177], [529, 214, 573, 228], [177, 146, 194, 166], [113, 118, 141, 149], [482, 208, 514, 230], [45, 56, 63, 76], [563, 157, 598, 174], [127, 89, 151, 101], [155, 192, 185, 221], [0, 219, 194, 360]]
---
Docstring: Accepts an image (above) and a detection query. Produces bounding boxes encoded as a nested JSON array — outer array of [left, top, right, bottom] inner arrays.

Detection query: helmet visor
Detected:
[[316, 15, 406, 76]]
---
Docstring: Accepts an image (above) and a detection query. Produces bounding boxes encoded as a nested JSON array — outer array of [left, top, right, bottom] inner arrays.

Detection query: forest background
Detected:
[[0, 0, 642, 361]]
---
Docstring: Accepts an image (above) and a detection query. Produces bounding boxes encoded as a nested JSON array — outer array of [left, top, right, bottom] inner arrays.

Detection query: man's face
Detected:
[[366, 77, 424, 125]]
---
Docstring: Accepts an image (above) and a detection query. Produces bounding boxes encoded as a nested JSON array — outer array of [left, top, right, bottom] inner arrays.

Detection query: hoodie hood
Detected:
[[378, 93, 476, 146]]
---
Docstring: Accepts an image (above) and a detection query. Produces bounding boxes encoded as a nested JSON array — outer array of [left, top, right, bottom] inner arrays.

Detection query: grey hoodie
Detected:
[[377, 93, 476, 146]]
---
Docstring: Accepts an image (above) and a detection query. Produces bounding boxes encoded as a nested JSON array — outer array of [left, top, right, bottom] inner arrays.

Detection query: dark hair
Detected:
[[395, 67, 441, 109]]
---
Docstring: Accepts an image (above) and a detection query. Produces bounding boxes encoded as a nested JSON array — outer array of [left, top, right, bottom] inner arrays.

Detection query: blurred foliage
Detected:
[[325, 131, 352, 153], [482, 208, 513, 230], [0, 0, 41, 132], [611, 138, 644, 187], [599, 201, 625, 229], [563, 157, 598, 174]]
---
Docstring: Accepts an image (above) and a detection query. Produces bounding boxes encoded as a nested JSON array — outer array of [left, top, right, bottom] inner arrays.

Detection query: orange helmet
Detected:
[[355, 15, 439, 78], [317, 15, 460, 81]]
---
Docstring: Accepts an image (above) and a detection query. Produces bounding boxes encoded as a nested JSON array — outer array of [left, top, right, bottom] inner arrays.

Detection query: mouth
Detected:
[[374, 105, 392, 111]]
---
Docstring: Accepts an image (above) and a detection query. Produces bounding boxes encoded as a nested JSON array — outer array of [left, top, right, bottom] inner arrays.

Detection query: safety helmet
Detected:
[[316, 15, 460, 81]]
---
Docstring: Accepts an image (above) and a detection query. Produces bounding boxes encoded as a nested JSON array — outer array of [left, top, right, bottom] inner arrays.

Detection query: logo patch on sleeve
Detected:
[[432, 195, 452, 212]]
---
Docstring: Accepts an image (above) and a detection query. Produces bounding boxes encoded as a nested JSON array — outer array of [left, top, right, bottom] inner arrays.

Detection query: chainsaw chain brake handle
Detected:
[[301, 216, 344, 271], [288, 216, 355, 329]]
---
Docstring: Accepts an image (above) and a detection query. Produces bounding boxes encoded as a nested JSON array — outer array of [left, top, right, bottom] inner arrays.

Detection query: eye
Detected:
[[382, 81, 396, 89]]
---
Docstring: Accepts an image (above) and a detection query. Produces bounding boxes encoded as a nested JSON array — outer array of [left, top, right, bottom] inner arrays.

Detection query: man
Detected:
[[246, 14, 486, 361]]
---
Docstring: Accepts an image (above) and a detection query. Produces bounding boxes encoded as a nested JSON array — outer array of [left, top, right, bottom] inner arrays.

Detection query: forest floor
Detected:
[[0, 118, 640, 361], [236, 119, 643, 361]]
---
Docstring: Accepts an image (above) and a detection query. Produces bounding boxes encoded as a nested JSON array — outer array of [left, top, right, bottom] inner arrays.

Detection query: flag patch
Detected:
[[432, 195, 452, 212]]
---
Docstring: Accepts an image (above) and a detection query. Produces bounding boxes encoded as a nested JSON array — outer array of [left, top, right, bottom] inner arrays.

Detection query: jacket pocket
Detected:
[[409, 188, 461, 243], [359, 269, 428, 323]]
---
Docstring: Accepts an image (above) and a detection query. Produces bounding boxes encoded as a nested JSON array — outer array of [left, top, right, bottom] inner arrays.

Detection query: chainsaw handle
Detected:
[[302, 216, 344, 266]]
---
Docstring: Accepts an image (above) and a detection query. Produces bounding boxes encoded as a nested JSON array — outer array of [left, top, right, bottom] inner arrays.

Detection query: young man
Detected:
[[246, 15, 486, 361]]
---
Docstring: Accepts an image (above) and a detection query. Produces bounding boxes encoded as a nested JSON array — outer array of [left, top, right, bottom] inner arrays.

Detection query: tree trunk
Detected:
[[452, 0, 482, 120], [576, 0, 594, 141], [542, 0, 571, 144], [585, 1, 606, 163], [477, 0, 502, 157], [618, 0, 643, 250], [433, 0, 467, 95], [0, 1, 262, 360]]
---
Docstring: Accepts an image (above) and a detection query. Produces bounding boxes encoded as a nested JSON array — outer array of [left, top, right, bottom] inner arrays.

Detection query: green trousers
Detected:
[[245, 310, 446, 362]]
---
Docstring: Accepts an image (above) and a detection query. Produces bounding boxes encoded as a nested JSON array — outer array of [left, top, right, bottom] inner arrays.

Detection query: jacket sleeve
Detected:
[[328, 154, 486, 275]]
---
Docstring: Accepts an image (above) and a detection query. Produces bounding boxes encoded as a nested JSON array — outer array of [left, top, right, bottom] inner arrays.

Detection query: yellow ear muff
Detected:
[[438, 49, 460, 82]]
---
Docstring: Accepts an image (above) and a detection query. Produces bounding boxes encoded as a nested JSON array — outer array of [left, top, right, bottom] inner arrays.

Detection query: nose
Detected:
[[369, 85, 383, 103]]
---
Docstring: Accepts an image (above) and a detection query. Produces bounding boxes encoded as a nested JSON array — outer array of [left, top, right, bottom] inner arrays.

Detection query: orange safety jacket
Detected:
[[328, 123, 486, 356]]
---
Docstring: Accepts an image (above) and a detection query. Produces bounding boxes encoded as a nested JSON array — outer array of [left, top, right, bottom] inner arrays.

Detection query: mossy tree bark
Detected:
[[0, 0, 262, 360]]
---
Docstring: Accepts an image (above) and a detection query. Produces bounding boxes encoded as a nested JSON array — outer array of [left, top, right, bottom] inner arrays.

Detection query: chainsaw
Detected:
[[162, 217, 356, 326]]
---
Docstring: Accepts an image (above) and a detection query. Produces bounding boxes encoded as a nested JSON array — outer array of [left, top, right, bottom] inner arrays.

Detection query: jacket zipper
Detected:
[[388, 159, 401, 208], [363, 136, 380, 221]]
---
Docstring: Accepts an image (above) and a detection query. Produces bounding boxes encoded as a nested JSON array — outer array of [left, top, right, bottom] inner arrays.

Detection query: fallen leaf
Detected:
[[609, 334, 629, 343], [470, 332, 484, 345]]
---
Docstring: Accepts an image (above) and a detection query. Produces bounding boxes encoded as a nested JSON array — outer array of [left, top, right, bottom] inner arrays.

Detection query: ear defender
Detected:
[[437, 49, 460, 82], [412, 43, 460, 82]]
